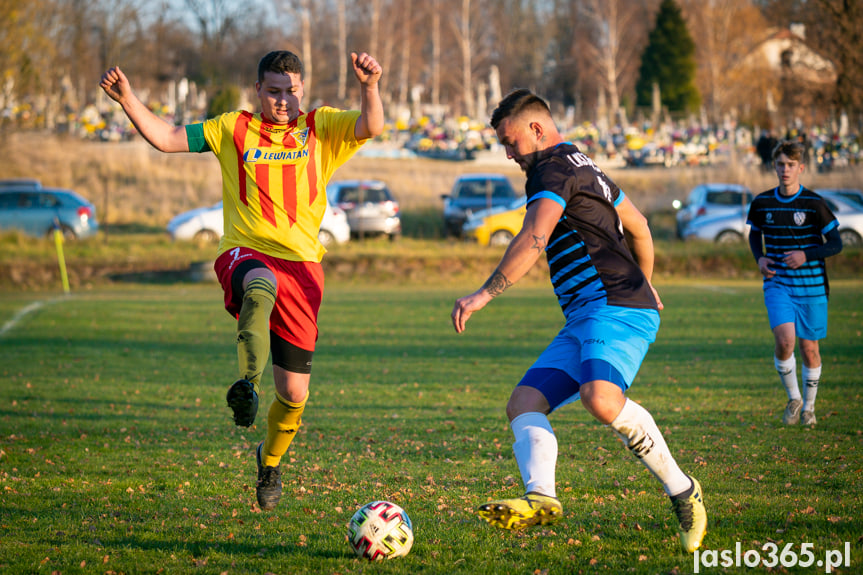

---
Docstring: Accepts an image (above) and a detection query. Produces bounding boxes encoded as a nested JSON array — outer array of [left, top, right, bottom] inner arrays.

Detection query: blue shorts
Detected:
[[518, 305, 660, 412], [764, 284, 828, 340]]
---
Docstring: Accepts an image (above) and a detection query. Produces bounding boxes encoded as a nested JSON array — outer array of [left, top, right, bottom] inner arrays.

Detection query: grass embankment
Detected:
[[2, 225, 860, 292]]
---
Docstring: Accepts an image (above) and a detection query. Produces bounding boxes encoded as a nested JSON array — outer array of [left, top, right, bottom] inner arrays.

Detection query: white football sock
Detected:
[[511, 412, 558, 498], [775, 354, 801, 401], [610, 399, 692, 497], [802, 364, 821, 412]]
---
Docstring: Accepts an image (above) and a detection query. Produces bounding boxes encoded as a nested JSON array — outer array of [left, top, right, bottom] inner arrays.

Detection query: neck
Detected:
[[779, 184, 799, 196]]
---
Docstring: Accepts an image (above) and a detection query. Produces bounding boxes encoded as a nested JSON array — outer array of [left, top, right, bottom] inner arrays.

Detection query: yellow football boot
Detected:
[[477, 493, 563, 530], [671, 476, 707, 553]]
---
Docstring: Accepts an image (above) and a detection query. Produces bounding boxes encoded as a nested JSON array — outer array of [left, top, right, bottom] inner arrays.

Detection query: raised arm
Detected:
[[616, 196, 663, 310], [451, 198, 562, 333], [350, 52, 384, 141], [99, 66, 189, 153]]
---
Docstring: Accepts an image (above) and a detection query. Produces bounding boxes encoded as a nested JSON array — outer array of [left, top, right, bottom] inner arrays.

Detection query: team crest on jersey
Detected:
[[293, 128, 309, 147], [765, 212, 774, 223], [794, 212, 806, 226]]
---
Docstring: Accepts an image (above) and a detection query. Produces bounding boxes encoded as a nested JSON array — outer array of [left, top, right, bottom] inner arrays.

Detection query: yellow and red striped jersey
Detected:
[[196, 107, 363, 262]]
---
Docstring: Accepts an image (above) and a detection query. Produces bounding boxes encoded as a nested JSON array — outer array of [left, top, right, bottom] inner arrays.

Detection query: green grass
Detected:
[[1, 280, 861, 574]]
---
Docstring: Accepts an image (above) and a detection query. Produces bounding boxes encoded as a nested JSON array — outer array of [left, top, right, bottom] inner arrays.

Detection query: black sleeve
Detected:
[[748, 227, 764, 262], [805, 227, 843, 261]]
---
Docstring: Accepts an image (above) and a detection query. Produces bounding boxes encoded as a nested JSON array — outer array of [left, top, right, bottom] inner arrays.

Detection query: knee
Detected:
[[505, 386, 549, 422], [799, 341, 821, 367], [243, 267, 277, 291], [579, 381, 625, 425]]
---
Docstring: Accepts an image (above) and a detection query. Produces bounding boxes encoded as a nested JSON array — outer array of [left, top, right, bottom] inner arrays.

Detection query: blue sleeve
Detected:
[[527, 191, 566, 209]]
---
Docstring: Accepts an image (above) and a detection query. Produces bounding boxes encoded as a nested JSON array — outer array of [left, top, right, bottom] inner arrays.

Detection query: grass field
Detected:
[[1, 279, 861, 574]]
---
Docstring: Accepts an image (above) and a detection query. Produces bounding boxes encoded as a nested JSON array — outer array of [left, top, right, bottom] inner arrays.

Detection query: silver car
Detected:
[[674, 183, 752, 238], [166, 200, 351, 247], [327, 179, 401, 240], [680, 190, 863, 247]]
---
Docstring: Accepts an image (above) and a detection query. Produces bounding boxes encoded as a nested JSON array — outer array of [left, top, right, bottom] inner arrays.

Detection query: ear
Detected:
[[529, 121, 544, 140]]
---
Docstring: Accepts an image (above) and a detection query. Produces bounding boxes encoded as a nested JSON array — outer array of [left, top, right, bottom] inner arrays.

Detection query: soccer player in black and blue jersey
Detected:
[[450, 89, 706, 553], [747, 140, 842, 426]]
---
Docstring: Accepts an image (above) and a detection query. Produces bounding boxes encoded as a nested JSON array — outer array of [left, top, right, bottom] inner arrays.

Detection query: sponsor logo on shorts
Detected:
[[228, 247, 254, 271]]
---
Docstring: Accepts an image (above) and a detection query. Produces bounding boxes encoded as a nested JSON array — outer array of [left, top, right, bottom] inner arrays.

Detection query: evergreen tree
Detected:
[[635, 0, 700, 113]]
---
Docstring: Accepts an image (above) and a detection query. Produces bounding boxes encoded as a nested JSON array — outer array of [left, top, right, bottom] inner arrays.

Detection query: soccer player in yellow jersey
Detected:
[[100, 50, 383, 510]]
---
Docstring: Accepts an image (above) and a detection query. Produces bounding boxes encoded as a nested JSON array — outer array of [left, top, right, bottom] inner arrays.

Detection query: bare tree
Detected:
[[578, 0, 651, 127], [680, 0, 770, 125], [337, 0, 347, 101], [396, 0, 412, 110]]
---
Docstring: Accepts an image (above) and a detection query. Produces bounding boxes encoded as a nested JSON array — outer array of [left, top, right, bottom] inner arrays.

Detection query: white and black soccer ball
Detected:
[[347, 500, 414, 560]]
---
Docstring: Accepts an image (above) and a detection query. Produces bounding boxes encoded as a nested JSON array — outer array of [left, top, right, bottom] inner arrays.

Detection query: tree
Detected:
[[682, 0, 770, 125], [635, 0, 700, 114], [805, 0, 862, 117], [579, 0, 651, 127]]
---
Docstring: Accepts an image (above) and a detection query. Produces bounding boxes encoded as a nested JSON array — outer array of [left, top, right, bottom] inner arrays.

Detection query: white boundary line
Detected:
[[0, 299, 62, 337]]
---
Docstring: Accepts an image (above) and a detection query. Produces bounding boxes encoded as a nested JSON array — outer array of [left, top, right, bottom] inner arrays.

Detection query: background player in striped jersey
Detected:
[[450, 89, 706, 553], [746, 140, 843, 426], [100, 50, 383, 510]]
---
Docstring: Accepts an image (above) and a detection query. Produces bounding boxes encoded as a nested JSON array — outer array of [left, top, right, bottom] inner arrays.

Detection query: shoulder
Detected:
[[799, 188, 823, 201]]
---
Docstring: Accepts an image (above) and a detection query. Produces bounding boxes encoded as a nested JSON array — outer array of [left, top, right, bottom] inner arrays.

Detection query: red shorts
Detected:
[[214, 247, 324, 351]]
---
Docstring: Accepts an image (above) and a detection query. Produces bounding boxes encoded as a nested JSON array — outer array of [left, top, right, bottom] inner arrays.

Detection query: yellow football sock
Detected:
[[262, 390, 307, 467], [237, 277, 276, 391]]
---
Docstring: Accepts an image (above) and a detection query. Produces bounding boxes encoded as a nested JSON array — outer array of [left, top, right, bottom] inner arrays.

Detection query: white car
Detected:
[[673, 183, 753, 238], [680, 190, 863, 247], [167, 200, 351, 247]]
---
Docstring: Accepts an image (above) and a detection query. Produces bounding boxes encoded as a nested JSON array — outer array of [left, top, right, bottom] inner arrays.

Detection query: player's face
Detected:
[[495, 116, 542, 173], [774, 153, 805, 194], [256, 71, 304, 124]]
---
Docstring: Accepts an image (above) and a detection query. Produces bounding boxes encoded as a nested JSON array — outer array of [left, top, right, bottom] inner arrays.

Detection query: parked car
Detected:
[[679, 210, 750, 244], [326, 179, 401, 239], [680, 189, 863, 247], [442, 173, 520, 237], [674, 183, 752, 238], [166, 200, 351, 247], [0, 186, 99, 239], [0, 178, 42, 189], [819, 190, 863, 247], [462, 196, 527, 246], [815, 188, 863, 209]]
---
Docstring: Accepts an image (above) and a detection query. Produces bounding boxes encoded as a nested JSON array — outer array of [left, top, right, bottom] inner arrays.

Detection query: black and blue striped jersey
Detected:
[[746, 186, 839, 301], [525, 143, 658, 315]]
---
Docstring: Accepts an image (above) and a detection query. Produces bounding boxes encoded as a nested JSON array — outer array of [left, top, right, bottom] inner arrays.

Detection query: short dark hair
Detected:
[[257, 51, 304, 83], [772, 140, 805, 162], [490, 89, 550, 129]]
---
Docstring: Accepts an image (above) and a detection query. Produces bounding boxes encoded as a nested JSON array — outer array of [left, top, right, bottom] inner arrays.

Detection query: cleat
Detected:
[[226, 379, 258, 427], [255, 442, 282, 511], [801, 410, 817, 426], [671, 476, 707, 553], [782, 399, 803, 425], [477, 493, 562, 530]]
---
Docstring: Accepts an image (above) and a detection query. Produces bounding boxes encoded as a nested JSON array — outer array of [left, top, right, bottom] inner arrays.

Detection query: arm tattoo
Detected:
[[482, 270, 512, 297], [531, 233, 547, 253]]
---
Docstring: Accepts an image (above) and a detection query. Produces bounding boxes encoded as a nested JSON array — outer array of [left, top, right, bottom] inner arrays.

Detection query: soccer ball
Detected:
[[347, 500, 414, 560]]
